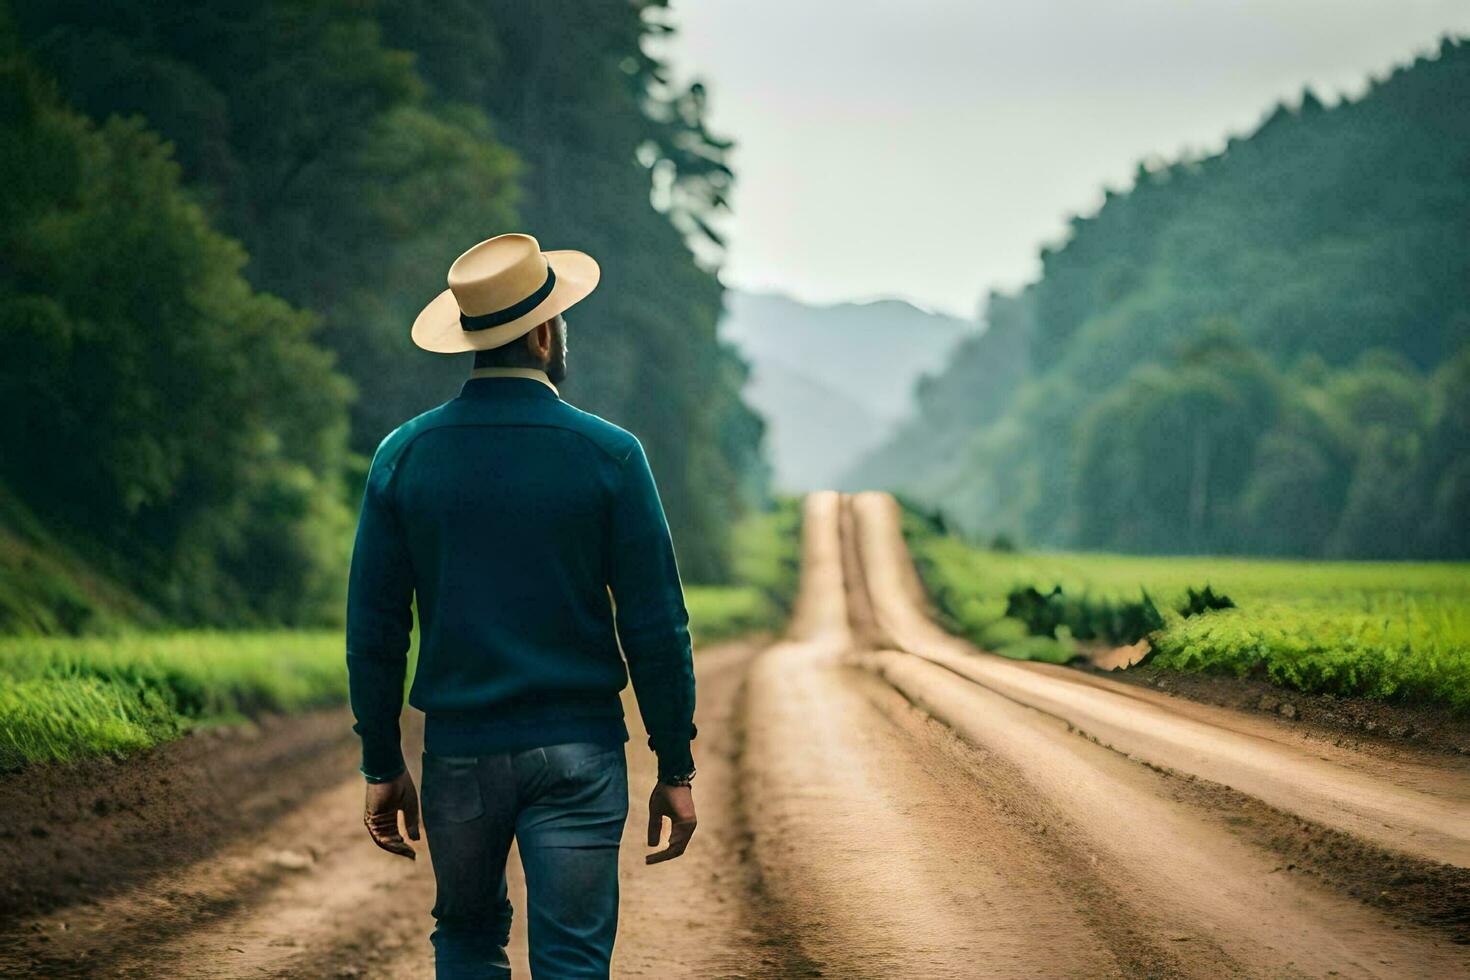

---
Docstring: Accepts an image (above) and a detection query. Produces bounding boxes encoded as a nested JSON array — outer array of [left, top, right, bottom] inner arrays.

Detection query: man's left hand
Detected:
[[646, 782, 697, 864], [364, 770, 421, 860]]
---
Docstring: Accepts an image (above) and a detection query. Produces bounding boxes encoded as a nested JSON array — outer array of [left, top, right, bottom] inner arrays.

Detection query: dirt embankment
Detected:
[[1107, 664, 1470, 759], [0, 708, 359, 926], [0, 709, 393, 977]]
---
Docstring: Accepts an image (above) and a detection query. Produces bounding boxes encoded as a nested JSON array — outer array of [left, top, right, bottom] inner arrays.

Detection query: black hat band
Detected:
[[459, 265, 557, 332]]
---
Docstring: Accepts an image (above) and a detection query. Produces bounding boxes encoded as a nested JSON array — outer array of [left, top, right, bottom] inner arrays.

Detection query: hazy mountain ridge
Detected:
[[719, 290, 974, 491]]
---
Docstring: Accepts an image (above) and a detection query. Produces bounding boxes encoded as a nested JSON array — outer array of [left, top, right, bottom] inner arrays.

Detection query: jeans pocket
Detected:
[[527, 744, 628, 847], [544, 742, 625, 783], [422, 753, 485, 825]]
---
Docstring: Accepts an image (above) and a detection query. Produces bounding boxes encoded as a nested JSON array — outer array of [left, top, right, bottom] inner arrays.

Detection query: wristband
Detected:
[[659, 768, 695, 787]]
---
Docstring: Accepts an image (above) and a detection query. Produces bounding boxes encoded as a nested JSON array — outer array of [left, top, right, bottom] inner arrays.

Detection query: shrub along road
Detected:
[[2, 492, 1466, 977]]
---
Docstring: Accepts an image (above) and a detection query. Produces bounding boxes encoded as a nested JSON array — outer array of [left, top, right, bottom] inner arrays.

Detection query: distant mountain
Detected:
[[740, 360, 891, 493], [720, 291, 974, 491]]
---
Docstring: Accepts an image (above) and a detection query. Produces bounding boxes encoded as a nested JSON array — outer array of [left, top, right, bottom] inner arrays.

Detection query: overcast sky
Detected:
[[663, 1, 1470, 319]]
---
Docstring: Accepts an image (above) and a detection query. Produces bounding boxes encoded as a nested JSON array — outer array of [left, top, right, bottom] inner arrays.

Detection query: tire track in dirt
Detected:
[[847, 491, 1470, 867], [867, 650, 1468, 977], [732, 491, 1467, 978], [740, 492, 1160, 977], [844, 490, 1470, 977]]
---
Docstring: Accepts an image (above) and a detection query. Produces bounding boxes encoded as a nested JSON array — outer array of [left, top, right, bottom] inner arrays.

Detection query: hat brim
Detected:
[[411, 249, 600, 354]]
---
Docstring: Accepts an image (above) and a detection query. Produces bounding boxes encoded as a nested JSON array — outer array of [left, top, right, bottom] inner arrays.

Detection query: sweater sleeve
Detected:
[[345, 449, 415, 782], [607, 439, 697, 781]]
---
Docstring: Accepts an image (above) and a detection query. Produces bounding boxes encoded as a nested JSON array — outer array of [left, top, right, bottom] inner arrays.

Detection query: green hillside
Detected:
[[0, 483, 162, 635], [850, 38, 1470, 560]]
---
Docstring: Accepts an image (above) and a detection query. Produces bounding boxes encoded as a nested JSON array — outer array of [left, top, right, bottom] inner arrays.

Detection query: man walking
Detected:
[[345, 233, 698, 978]]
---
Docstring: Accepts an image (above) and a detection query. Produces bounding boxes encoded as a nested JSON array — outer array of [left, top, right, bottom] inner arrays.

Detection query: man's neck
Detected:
[[468, 366, 559, 396]]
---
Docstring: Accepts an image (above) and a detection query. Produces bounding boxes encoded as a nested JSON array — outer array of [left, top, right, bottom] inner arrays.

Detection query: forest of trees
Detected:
[[849, 37, 1469, 560], [0, 0, 765, 629]]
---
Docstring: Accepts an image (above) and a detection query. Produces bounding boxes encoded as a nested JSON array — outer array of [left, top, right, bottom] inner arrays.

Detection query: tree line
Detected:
[[0, 0, 764, 630], [849, 37, 1469, 560]]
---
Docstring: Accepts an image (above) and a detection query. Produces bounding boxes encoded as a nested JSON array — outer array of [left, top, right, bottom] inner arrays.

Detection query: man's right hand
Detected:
[[646, 782, 697, 864], [364, 770, 421, 860]]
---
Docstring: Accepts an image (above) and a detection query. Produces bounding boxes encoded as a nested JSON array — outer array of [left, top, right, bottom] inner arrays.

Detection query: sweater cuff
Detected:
[[359, 735, 406, 783], [654, 740, 695, 782]]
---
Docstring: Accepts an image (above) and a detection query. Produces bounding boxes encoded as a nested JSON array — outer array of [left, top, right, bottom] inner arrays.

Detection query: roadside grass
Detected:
[[685, 495, 803, 642], [902, 509, 1470, 710], [0, 631, 344, 769], [0, 498, 804, 770], [685, 586, 780, 643]]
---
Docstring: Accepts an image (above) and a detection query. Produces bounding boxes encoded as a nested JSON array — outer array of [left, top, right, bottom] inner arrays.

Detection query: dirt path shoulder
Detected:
[[0, 638, 773, 979], [0, 708, 359, 928]]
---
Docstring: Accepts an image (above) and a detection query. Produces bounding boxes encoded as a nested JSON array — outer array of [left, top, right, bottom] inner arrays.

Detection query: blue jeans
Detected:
[[421, 742, 629, 979]]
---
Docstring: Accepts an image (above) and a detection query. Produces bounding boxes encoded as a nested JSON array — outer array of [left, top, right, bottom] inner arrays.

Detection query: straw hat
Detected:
[[411, 233, 600, 354]]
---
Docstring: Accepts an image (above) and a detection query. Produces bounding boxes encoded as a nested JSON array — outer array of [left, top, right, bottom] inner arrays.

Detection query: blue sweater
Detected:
[[345, 375, 696, 782]]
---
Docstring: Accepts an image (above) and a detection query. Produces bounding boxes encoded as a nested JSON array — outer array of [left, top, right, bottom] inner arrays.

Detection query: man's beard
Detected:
[[546, 319, 568, 383]]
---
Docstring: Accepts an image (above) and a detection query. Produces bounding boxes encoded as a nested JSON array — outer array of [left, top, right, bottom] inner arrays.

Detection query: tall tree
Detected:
[[0, 46, 353, 625], [15, 0, 522, 445]]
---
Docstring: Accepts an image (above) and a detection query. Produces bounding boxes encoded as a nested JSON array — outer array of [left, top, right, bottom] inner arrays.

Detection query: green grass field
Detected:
[[903, 511, 1470, 711], [687, 496, 803, 643], [0, 631, 345, 769], [0, 499, 803, 770]]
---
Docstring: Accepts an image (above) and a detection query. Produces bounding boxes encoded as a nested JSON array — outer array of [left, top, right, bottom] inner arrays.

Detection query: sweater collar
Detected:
[[461, 367, 560, 399]]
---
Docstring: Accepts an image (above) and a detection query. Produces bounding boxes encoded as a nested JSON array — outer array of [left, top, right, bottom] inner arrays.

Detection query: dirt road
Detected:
[[3, 491, 1466, 977]]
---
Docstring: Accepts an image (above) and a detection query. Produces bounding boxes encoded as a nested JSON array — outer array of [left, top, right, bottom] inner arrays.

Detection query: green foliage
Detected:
[[904, 512, 1470, 710], [893, 493, 949, 536], [1076, 325, 1282, 554], [1149, 607, 1470, 708], [1180, 585, 1235, 617], [11, 0, 520, 447], [684, 497, 803, 641], [0, 481, 163, 634], [0, 677, 177, 769], [0, 630, 345, 768], [1003, 585, 1166, 645], [0, 49, 354, 627], [684, 586, 780, 644], [857, 40, 1470, 561]]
